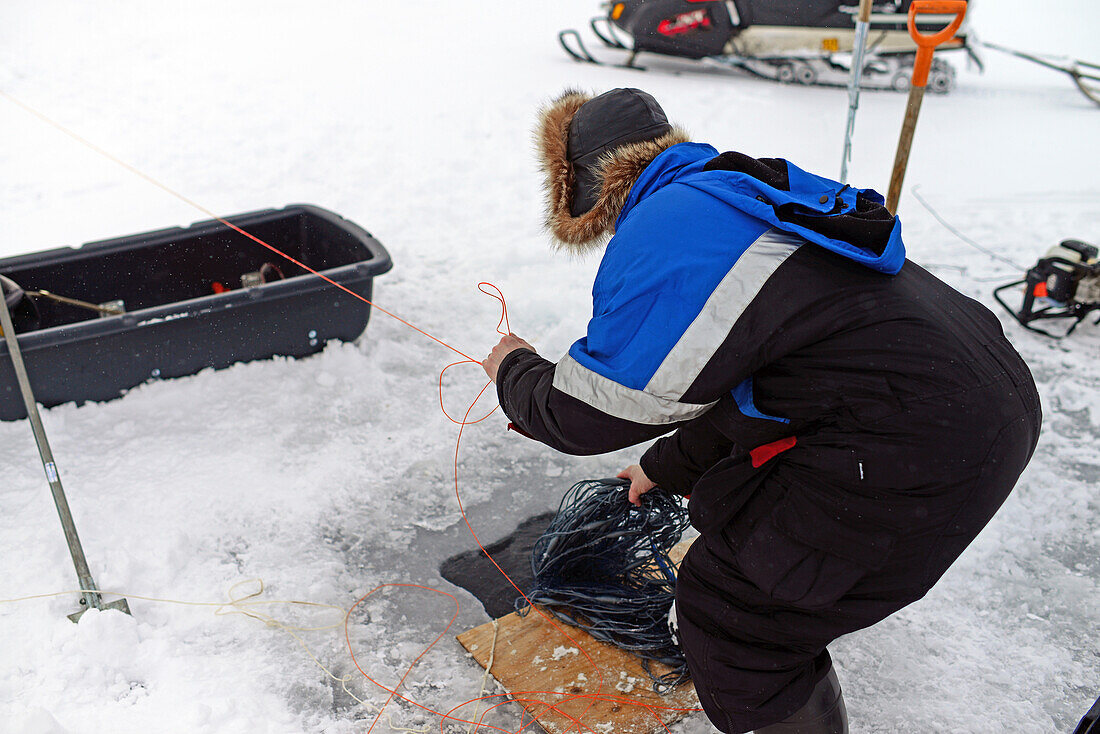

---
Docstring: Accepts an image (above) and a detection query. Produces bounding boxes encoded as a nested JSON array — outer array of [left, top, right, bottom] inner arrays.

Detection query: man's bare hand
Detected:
[[482, 333, 536, 383], [617, 464, 657, 506]]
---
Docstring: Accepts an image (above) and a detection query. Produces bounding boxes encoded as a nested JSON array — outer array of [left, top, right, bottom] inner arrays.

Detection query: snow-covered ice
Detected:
[[0, 1, 1097, 732]]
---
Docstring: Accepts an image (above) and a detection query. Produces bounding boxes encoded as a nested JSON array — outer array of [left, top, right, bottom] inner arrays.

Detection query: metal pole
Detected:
[[0, 286, 130, 622], [840, 0, 874, 184]]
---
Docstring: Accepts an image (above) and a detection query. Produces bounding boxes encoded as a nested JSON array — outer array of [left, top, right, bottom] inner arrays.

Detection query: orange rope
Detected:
[[0, 89, 479, 365], [0, 88, 702, 733]]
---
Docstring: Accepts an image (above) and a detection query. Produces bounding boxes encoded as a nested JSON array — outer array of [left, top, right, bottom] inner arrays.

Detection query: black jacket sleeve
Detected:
[[496, 348, 679, 456], [639, 409, 737, 496]]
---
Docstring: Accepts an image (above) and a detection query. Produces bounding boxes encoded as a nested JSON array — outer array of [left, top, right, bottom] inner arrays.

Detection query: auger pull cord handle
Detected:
[[886, 0, 968, 213]]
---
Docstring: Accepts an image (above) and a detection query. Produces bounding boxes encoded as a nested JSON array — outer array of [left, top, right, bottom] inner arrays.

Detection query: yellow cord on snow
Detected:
[[467, 617, 501, 734], [0, 580, 431, 734]]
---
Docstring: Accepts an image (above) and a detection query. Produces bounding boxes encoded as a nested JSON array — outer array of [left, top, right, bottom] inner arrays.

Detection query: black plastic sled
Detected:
[[1075, 693, 1100, 734], [0, 204, 391, 421]]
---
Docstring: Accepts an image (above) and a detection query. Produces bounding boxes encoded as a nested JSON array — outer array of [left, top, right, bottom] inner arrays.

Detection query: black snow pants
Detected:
[[674, 353, 1042, 733]]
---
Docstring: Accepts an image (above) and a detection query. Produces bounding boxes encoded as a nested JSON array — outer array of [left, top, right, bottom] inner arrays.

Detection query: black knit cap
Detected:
[[567, 88, 672, 217]]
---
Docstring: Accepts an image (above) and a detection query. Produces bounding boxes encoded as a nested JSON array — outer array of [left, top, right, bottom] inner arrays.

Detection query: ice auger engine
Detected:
[[994, 239, 1100, 338]]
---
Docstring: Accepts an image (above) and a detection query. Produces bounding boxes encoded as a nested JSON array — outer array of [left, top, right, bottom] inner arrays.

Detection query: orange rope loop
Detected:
[[0, 88, 703, 733]]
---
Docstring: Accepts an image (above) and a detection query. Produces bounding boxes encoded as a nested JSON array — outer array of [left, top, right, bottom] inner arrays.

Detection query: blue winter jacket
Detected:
[[569, 142, 904, 406], [495, 142, 1011, 506]]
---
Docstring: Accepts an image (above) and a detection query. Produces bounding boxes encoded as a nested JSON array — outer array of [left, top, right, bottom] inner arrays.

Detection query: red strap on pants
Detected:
[[507, 422, 536, 440], [750, 436, 797, 468]]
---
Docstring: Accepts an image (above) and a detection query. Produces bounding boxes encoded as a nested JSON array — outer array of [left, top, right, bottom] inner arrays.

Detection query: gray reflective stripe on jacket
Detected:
[[552, 228, 803, 424]]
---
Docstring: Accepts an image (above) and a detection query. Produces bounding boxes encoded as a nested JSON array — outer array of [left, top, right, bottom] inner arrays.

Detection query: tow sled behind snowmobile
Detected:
[[981, 41, 1100, 106], [560, 0, 979, 93]]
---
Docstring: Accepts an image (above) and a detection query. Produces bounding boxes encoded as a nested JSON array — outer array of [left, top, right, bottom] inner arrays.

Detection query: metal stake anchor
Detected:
[[0, 282, 130, 622]]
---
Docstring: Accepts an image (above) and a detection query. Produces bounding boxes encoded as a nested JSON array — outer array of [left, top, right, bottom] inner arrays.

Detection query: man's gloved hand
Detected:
[[482, 333, 536, 383], [617, 464, 656, 506]]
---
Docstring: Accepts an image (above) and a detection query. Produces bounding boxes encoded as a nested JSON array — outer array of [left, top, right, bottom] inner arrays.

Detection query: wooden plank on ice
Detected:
[[455, 538, 699, 734]]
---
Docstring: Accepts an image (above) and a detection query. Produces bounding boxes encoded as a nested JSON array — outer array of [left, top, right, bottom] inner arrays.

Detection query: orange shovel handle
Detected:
[[907, 0, 967, 87]]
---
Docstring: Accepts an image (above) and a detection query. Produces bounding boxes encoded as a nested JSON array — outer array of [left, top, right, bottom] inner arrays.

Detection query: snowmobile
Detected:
[[559, 0, 981, 93]]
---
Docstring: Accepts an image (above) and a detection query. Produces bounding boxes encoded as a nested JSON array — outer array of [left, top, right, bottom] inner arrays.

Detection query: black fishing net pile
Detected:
[[521, 477, 692, 690]]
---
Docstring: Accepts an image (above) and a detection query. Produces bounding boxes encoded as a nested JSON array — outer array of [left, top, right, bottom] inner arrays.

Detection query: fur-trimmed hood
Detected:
[[534, 89, 690, 253]]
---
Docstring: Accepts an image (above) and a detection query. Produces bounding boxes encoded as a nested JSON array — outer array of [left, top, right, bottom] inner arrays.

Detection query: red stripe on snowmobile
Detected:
[[658, 10, 712, 36]]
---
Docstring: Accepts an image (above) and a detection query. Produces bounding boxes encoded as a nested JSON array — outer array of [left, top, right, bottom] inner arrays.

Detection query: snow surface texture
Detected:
[[0, 0, 1097, 732]]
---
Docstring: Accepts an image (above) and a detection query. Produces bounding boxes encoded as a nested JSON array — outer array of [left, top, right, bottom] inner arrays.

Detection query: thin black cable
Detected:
[[911, 185, 1025, 271], [520, 478, 691, 691]]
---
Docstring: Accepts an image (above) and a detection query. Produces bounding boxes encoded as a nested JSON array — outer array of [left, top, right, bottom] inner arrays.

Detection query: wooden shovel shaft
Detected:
[[886, 84, 926, 214], [886, 0, 967, 213]]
